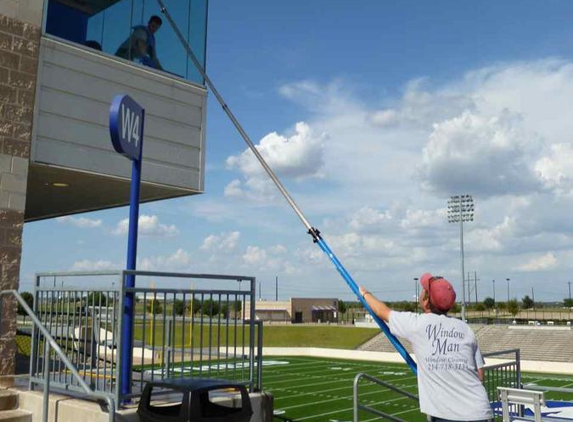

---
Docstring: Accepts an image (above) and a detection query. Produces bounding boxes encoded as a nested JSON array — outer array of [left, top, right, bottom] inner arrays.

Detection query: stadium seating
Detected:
[[358, 324, 573, 362]]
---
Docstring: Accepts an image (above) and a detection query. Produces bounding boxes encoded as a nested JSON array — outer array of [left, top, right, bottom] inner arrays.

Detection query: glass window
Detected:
[[44, 0, 208, 85]]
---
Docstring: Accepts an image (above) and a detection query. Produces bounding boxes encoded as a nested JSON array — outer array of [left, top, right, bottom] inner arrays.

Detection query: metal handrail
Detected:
[[353, 372, 418, 422], [0, 290, 115, 422]]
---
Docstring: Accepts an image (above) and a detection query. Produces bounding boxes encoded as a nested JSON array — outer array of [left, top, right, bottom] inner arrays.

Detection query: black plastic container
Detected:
[[138, 378, 253, 422]]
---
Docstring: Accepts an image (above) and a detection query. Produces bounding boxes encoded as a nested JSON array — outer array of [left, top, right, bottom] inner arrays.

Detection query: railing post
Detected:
[[353, 373, 361, 422], [249, 278, 256, 392], [43, 341, 50, 422]]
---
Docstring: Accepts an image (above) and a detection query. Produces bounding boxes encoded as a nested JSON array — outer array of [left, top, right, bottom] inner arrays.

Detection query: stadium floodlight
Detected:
[[447, 194, 474, 321]]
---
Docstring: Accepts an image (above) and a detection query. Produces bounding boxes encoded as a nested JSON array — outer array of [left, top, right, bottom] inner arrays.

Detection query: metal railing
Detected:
[[483, 349, 521, 403], [0, 290, 116, 422], [30, 270, 262, 405], [353, 372, 419, 422], [352, 348, 521, 422]]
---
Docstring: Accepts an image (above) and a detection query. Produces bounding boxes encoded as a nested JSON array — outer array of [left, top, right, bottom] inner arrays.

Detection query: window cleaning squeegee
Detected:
[[155, 0, 417, 375]]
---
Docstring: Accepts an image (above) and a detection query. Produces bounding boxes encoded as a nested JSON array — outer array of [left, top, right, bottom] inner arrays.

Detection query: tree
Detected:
[[483, 297, 495, 309], [507, 300, 519, 316], [474, 303, 486, 312], [17, 292, 34, 315], [87, 291, 107, 306], [147, 300, 162, 314], [173, 299, 185, 316], [186, 298, 201, 315], [564, 298, 573, 308], [522, 295, 534, 309], [337, 300, 347, 315], [202, 299, 219, 317]]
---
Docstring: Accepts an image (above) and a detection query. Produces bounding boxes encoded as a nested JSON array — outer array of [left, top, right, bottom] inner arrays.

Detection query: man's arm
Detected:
[[359, 286, 392, 322], [477, 367, 484, 382]]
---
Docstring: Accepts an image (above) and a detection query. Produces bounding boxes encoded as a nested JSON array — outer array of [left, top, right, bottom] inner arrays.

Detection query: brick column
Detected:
[[0, 13, 39, 377]]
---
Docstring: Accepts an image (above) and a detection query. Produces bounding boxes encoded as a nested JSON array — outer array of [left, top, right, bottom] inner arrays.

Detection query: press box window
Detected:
[[43, 0, 208, 84]]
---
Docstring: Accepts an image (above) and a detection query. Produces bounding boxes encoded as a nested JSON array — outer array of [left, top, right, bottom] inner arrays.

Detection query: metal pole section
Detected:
[[42, 342, 50, 422], [275, 276, 278, 301], [493, 280, 495, 303], [507, 278, 510, 303], [413, 278, 419, 313], [249, 279, 256, 392], [569, 281, 571, 301], [155, 0, 312, 234], [120, 109, 145, 398], [459, 205, 466, 321], [156, 0, 416, 375], [474, 271, 478, 304], [315, 238, 417, 373]]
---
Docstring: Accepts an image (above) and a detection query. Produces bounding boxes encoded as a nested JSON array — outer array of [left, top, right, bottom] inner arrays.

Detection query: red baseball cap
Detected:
[[420, 273, 456, 312]]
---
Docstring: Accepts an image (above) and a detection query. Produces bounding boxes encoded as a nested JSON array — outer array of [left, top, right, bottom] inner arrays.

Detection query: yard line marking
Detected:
[[263, 364, 412, 383], [273, 381, 418, 402], [266, 373, 414, 390], [294, 395, 416, 421], [280, 384, 417, 411], [361, 406, 419, 422]]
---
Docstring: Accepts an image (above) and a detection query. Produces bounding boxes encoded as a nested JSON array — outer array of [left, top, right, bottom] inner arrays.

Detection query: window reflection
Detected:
[[44, 0, 207, 84]]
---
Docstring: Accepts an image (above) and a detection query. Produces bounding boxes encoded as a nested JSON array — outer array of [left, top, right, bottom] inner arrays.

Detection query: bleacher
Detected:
[[358, 324, 573, 362]]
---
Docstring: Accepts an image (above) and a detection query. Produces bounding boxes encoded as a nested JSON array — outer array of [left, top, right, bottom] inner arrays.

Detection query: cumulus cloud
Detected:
[[535, 143, 573, 195], [225, 122, 326, 200], [420, 111, 541, 196], [71, 259, 116, 271], [517, 252, 557, 272], [242, 244, 295, 274], [139, 249, 192, 271], [112, 215, 179, 237], [200, 232, 241, 252], [56, 216, 102, 228]]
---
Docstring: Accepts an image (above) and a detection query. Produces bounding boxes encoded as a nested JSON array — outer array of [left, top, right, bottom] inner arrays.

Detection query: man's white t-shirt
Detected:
[[389, 311, 493, 421]]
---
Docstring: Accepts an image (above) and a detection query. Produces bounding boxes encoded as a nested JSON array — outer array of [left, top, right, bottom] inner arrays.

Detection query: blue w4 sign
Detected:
[[109, 95, 145, 161]]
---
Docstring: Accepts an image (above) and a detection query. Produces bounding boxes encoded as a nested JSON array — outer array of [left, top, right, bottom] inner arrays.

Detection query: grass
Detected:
[[133, 323, 379, 349], [142, 356, 573, 422]]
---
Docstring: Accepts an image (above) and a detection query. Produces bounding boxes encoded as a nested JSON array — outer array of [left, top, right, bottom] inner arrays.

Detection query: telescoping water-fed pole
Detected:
[[155, 0, 417, 375]]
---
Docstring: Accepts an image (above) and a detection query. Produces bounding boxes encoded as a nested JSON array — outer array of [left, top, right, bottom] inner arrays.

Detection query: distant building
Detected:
[[244, 298, 339, 323]]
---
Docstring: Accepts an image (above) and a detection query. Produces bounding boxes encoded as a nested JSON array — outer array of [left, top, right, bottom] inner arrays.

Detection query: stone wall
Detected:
[[0, 11, 39, 376]]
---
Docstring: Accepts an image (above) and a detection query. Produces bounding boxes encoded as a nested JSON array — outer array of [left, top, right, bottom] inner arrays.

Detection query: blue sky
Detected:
[[22, 1, 573, 303]]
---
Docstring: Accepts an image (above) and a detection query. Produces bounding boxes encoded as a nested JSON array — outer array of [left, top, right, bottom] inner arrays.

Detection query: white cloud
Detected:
[[71, 259, 116, 271], [225, 122, 326, 200], [420, 111, 541, 196], [200, 231, 241, 251], [56, 216, 102, 228], [535, 143, 573, 194], [139, 249, 192, 271], [243, 246, 266, 265], [112, 215, 179, 237], [517, 252, 557, 272]]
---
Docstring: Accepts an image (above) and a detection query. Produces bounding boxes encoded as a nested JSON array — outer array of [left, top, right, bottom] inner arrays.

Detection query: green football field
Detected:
[[139, 356, 573, 421], [262, 356, 573, 422]]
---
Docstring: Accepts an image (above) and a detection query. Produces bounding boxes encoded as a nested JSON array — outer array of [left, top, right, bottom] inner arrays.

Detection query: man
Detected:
[[116, 15, 163, 70], [360, 273, 492, 422]]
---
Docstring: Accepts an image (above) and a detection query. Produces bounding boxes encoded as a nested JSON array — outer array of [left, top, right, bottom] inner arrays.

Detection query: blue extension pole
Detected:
[[315, 238, 417, 374], [155, 0, 417, 375], [120, 110, 144, 397]]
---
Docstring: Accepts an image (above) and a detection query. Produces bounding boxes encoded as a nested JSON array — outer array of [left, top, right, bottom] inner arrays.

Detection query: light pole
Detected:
[[506, 278, 510, 303], [414, 277, 419, 313], [492, 279, 496, 304], [447, 194, 474, 321], [568, 281, 571, 302]]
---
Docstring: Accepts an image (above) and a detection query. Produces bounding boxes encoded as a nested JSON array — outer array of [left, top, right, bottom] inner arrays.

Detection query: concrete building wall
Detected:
[[291, 298, 338, 323], [0, 1, 42, 377]]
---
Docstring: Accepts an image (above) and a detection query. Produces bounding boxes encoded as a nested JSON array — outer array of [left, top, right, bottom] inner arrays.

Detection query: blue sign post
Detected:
[[109, 94, 145, 398]]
